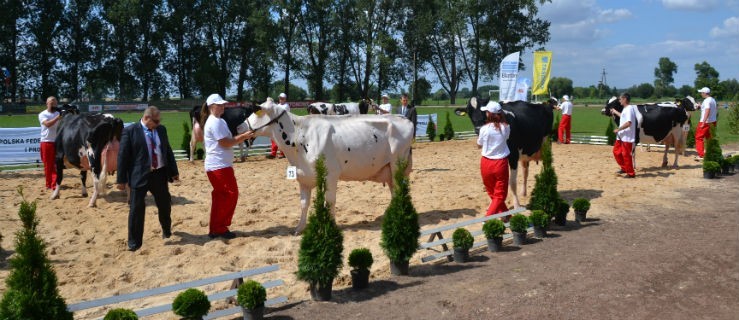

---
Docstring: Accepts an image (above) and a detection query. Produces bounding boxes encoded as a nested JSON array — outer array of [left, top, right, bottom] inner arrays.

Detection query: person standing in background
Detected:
[[397, 93, 417, 135], [557, 95, 573, 144], [38, 96, 61, 191], [377, 93, 392, 114], [268, 93, 290, 159], [477, 101, 511, 216], [695, 87, 717, 159]]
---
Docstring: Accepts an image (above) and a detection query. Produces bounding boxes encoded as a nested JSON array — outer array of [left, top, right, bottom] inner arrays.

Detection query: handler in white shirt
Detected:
[[38, 96, 62, 190], [377, 93, 392, 114], [695, 87, 717, 158], [476, 101, 511, 216], [611, 93, 637, 178], [557, 95, 573, 144]]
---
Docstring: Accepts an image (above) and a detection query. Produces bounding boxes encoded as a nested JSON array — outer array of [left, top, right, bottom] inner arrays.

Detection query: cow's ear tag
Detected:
[[286, 166, 297, 180], [256, 110, 264, 116]]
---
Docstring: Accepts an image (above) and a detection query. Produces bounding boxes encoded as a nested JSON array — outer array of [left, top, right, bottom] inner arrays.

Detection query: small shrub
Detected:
[[528, 210, 549, 228], [380, 159, 420, 264], [172, 288, 210, 319], [104, 308, 139, 320], [237, 280, 266, 310], [703, 160, 721, 173], [572, 198, 591, 212], [509, 214, 529, 233], [605, 120, 616, 146], [348, 248, 374, 271], [482, 219, 505, 239], [181, 121, 192, 158], [686, 122, 696, 148], [443, 111, 455, 140], [558, 200, 570, 216], [727, 102, 739, 135], [551, 113, 560, 140], [425, 115, 436, 142], [452, 228, 474, 250]]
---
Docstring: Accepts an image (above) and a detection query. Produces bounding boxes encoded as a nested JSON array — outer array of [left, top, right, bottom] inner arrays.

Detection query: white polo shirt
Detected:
[[560, 101, 573, 115], [277, 102, 291, 113], [617, 105, 637, 143], [477, 123, 511, 159], [38, 110, 60, 142], [700, 97, 717, 123], [378, 103, 392, 114], [204, 115, 234, 172]]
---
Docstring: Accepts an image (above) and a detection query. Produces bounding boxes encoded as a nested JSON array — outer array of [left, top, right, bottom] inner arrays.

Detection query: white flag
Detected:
[[499, 52, 520, 101]]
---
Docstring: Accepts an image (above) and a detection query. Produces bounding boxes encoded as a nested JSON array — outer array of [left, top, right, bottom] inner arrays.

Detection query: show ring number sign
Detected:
[[286, 166, 297, 180]]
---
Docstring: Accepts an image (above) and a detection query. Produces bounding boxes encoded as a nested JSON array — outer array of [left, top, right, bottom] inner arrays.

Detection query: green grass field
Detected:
[[1, 106, 736, 152]]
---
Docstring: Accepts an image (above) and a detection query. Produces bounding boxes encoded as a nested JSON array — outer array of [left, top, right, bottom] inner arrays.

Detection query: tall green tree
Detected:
[[0, 0, 22, 101], [274, 0, 303, 97], [410, 77, 431, 104], [549, 77, 573, 99], [23, 0, 65, 99], [134, 0, 167, 101], [428, 0, 464, 104], [298, 0, 335, 100], [400, 0, 435, 105], [694, 61, 721, 98], [328, 0, 357, 102], [235, 0, 276, 101], [374, 1, 404, 101], [163, 0, 203, 99], [103, 0, 142, 100], [57, 0, 97, 101], [654, 57, 677, 98]]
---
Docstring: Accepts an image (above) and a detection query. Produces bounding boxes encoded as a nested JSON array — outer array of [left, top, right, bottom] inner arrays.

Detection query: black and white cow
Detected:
[[602, 96, 695, 168], [51, 113, 124, 207], [465, 97, 558, 208], [189, 104, 256, 162], [307, 99, 372, 115]]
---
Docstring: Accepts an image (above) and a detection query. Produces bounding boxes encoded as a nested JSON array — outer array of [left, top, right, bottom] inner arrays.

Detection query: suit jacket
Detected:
[[117, 122, 178, 189], [396, 105, 418, 135]]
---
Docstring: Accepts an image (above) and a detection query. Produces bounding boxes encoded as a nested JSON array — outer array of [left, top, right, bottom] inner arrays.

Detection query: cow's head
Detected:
[[246, 98, 289, 135], [307, 102, 329, 115], [601, 96, 622, 116], [676, 96, 696, 112], [55, 104, 80, 117], [465, 96, 492, 134]]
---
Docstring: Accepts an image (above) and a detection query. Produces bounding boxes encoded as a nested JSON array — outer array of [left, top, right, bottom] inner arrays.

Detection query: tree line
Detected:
[[0, 0, 551, 105]]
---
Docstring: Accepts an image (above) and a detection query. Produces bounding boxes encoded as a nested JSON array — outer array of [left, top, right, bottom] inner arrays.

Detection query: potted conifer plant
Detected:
[[482, 219, 506, 252], [381, 159, 419, 275], [554, 200, 570, 226], [172, 288, 211, 320], [529, 210, 549, 238], [703, 160, 720, 179], [348, 248, 373, 290], [452, 228, 474, 263], [443, 111, 455, 140], [237, 280, 266, 320], [509, 213, 529, 246], [0, 188, 73, 320], [104, 308, 139, 320], [426, 115, 436, 142], [296, 156, 344, 301], [572, 198, 591, 223]]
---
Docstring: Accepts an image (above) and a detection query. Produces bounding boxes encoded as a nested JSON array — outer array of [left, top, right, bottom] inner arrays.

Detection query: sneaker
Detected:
[[266, 154, 276, 159], [623, 175, 635, 178], [278, 154, 286, 159]]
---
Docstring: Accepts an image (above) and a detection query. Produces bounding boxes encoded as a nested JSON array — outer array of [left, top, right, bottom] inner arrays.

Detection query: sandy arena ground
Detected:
[[0, 139, 737, 319]]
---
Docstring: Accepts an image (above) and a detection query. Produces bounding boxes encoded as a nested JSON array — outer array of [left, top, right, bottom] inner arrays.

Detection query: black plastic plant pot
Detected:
[[575, 211, 587, 223], [554, 214, 567, 226], [452, 247, 469, 263], [389, 260, 409, 276], [533, 226, 547, 238], [350, 269, 370, 290], [703, 171, 716, 179], [309, 281, 333, 301], [512, 231, 527, 246], [241, 306, 264, 320], [487, 237, 503, 252]]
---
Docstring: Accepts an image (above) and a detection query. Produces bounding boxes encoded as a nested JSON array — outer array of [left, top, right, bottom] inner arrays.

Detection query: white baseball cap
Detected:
[[278, 92, 287, 99], [206, 93, 228, 106], [381, 93, 389, 99], [480, 101, 502, 113], [698, 87, 710, 94], [562, 95, 569, 101]]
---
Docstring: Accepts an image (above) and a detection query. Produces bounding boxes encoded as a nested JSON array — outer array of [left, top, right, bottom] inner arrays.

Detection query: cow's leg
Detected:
[[88, 173, 101, 208], [521, 161, 530, 197], [509, 168, 521, 208], [295, 184, 312, 235], [189, 132, 196, 162], [239, 142, 246, 162], [325, 179, 338, 217], [80, 171, 88, 197]]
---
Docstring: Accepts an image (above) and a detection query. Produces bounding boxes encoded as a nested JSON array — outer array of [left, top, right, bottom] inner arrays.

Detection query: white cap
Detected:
[[698, 87, 710, 94], [381, 93, 389, 99], [279, 92, 287, 99], [480, 101, 502, 113], [206, 93, 228, 106], [562, 95, 569, 101]]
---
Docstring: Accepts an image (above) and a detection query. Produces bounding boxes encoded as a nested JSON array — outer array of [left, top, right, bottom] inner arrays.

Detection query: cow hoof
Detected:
[[661, 162, 668, 168], [82, 192, 88, 197]]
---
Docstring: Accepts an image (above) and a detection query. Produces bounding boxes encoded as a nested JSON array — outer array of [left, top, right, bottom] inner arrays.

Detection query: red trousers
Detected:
[[558, 115, 571, 144], [480, 157, 509, 216], [270, 139, 284, 157], [695, 122, 716, 158], [613, 140, 635, 177], [206, 167, 239, 234], [40, 142, 57, 189]]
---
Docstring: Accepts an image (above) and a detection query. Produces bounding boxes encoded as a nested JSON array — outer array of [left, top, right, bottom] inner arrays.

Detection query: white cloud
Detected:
[[540, 0, 632, 43], [661, 0, 719, 11], [710, 16, 739, 38]]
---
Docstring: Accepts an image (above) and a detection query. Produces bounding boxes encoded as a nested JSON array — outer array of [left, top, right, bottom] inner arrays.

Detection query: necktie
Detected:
[[146, 129, 158, 169]]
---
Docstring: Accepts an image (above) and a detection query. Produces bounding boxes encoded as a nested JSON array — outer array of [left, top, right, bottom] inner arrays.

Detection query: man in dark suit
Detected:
[[396, 93, 418, 136], [116, 106, 179, 251]]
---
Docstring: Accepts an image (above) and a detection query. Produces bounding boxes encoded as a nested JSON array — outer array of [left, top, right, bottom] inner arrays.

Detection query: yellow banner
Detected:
[[532, 51, 552, 95]]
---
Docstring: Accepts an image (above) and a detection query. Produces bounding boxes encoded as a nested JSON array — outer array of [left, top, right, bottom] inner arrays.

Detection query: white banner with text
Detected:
[[0, 127, 42, 165]]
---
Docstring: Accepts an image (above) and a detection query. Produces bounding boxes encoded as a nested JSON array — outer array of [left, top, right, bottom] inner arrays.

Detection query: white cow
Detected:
[[247, 98, 415, 234]]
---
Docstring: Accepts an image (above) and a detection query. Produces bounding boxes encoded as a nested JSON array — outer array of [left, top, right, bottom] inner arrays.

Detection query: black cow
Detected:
[[465, 97, 558, 208], [53, 103, 81, 116], [51, 113, 124, 207], [189, 104, 256, 162], [307, 99, 372, 115], [602, 96, 695, 168]]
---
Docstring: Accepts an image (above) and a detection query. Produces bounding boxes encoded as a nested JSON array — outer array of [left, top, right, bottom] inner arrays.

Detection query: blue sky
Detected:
[[521, 0, 739, 89]]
